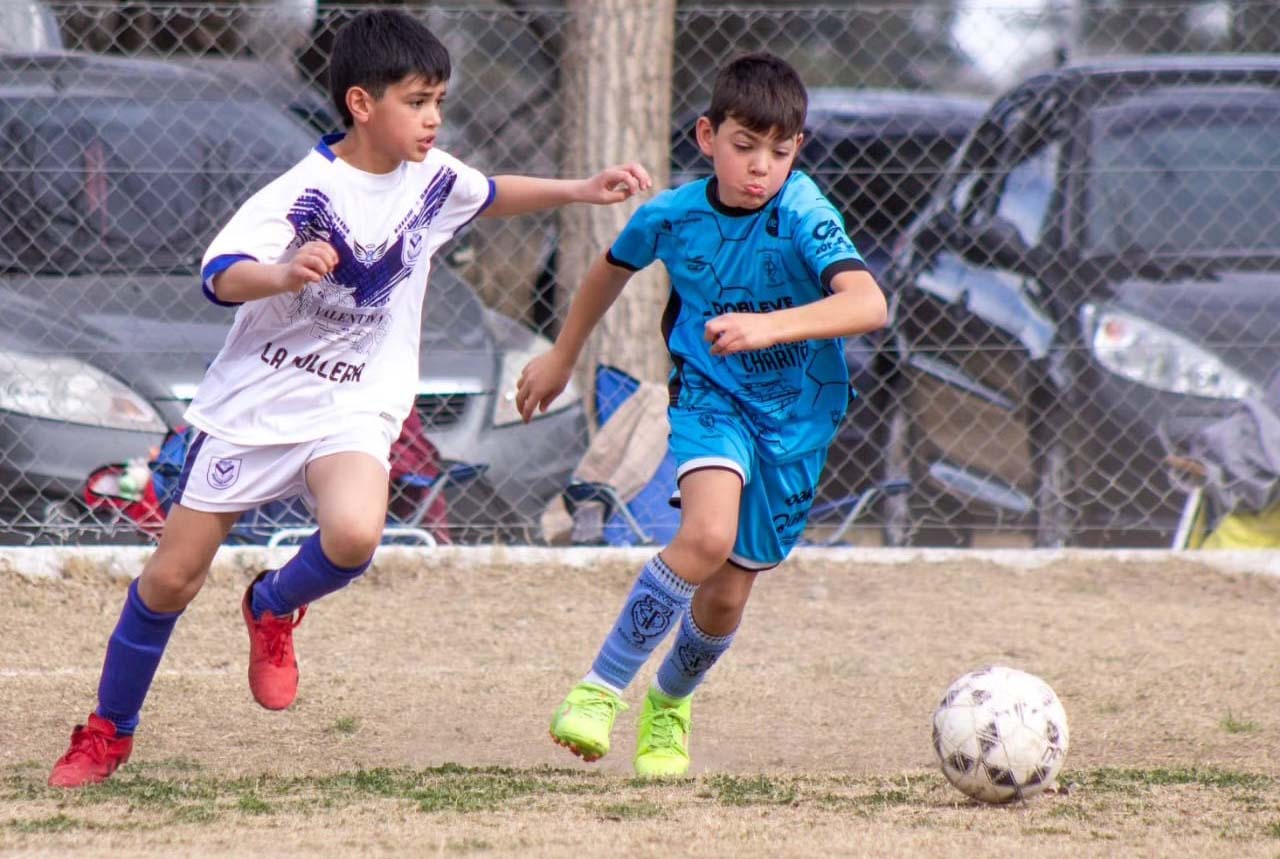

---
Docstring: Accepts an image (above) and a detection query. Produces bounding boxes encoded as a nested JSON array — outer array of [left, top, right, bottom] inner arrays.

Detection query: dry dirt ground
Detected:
[[4, 548, 1280, 857]]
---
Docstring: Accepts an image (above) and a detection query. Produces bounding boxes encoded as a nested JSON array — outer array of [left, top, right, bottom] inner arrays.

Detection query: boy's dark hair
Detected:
[[706, 52, 808, 138], [328, 10, 451, 127]]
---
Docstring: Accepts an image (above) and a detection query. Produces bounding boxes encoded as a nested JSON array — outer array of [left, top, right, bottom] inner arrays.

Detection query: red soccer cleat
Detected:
[[48, 713, 133, 788], [241, 571, 307, 710]]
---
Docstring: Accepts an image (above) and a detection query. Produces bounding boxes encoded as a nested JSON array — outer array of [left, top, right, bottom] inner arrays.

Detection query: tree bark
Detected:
[[559, 0, 674, 416]]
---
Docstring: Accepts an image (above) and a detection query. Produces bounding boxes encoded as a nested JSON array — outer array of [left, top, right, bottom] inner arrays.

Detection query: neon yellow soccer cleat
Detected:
[[550, 682, 628, 762], [633, 687, 692, 778]]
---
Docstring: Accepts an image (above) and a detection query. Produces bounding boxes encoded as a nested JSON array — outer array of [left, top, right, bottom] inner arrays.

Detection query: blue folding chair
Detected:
[[560, 366, 679, 547]]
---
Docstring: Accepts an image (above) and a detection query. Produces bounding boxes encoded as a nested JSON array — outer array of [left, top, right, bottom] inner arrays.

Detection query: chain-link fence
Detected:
[[2, 1, 1279, 548]]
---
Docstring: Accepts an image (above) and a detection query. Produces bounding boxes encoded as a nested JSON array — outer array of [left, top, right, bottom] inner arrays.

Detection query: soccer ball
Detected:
[[931, 665, 1069, 803]]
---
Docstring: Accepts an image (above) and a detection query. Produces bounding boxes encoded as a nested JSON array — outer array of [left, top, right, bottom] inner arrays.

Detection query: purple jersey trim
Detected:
[[201, 254, 257, 306]]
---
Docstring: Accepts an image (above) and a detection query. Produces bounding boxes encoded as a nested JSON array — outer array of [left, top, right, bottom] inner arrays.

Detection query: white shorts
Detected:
[[173, 414, 400, 514]]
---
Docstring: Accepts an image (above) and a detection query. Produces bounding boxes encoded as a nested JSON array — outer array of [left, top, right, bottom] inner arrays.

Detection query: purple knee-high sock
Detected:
[[95, 578, 182, 736], [250, 532, 370, 619]]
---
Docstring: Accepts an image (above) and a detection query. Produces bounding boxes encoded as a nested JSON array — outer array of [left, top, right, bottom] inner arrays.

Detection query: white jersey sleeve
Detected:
[[199, 170, 307, 306], [425, 149, 495, 238]]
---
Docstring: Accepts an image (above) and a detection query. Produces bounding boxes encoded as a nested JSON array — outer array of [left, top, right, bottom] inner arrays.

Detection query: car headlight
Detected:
[[0, 350, 167, 431], [491, 336, 582, 427], [1084, 304, 1258, 400]]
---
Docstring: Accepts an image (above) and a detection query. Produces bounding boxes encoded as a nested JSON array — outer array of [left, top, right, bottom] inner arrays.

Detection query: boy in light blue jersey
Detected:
[[516, 52, 888, 776]]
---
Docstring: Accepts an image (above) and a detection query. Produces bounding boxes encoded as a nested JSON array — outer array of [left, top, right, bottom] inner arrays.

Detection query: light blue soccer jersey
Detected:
[[608, 171, 866, 462]]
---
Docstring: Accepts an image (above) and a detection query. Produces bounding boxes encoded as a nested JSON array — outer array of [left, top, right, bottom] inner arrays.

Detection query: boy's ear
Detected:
[[345, 85, 375, 125], [695, 115, 715, 158]]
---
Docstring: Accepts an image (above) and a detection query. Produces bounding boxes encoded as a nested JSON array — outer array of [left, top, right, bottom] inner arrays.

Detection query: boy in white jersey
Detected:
[[48, 9, 651, 788], [517, 53, 886, 776]]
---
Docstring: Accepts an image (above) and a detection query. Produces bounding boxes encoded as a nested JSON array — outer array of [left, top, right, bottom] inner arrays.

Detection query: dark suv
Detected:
[[884, 56, 1280, 546]]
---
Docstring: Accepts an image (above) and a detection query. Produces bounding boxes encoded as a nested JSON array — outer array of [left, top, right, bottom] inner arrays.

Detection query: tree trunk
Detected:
[[559, 0, 674, 418]]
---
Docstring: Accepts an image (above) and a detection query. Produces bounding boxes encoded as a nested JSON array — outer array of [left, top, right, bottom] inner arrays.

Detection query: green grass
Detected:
[[5, 764, 1280, 836], [595, 800, 664, 820], [329, 716, 360, 735], [1221, 709, 1260, 735], [1, 763, 610, 825], [702, 774, 798, 806], [7, 814, 90, 834], [236, 793, 273, 815], [1080, 767, 1273, 792]]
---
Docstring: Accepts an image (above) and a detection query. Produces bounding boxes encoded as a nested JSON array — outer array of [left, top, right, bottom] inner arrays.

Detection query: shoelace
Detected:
[[257, 606, 307, 667], [64, 724, 113, 765], [579, 691, 629, 721], [641, 707, 690, 752]]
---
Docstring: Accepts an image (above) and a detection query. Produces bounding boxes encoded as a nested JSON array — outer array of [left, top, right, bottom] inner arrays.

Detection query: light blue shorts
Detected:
[[668, 393, 826, 571]]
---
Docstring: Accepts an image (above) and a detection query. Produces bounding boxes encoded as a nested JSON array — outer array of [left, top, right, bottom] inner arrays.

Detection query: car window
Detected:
[[1084, 96, 1280, 256], [0, 96, 314, 274], [946, 119, 1003, 217], [993, 141, 1059, 247]]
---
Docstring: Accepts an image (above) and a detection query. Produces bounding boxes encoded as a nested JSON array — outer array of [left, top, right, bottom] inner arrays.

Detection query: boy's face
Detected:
[[352, 74, 447, 163], [696, 115, 802, 210]]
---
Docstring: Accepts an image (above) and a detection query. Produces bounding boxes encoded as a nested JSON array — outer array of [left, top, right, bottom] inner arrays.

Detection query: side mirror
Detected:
[[950, 216, 1047, 274]]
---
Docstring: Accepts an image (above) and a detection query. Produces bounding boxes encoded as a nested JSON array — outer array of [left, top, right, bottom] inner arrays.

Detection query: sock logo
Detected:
[[208, 457, 242, 490], [628, 595, 674, 643], [676, 642, 717, 676]]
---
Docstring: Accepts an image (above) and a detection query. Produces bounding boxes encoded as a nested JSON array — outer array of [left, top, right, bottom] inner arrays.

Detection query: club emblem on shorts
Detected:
[[208, 457, 242, 490], [628, 595, 674, 643]]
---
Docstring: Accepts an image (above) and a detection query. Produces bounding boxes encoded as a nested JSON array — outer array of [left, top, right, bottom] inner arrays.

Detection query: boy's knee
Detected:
[[679, 525, 736, 569], [138, 562, 206, 610], [697, 584, 745, 621], [319, 522, 381, 568]]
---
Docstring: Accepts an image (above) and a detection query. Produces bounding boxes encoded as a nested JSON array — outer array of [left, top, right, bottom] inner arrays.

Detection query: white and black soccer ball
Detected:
[[931, 665, 1069, 804]]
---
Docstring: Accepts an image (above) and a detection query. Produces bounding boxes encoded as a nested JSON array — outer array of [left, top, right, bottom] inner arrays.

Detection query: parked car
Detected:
[[882, 55, 1280, 546], [0, 51, 585, 543]]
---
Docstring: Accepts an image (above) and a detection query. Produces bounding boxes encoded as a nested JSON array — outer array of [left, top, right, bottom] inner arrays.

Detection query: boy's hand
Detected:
[[279, 241, 339, 292], [515, 348, 575, 423], [705, 313, 779, 356], [580, 163, 653, 204]]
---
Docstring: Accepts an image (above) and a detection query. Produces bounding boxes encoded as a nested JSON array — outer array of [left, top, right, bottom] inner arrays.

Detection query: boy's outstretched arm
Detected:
[[482, 164, 653, 218], [704, 269, 888, 356], [514, 254, 635, 422]]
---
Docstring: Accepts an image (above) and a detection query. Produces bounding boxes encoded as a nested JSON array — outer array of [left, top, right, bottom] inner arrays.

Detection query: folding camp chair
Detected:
[[804, 478, 912, 546]]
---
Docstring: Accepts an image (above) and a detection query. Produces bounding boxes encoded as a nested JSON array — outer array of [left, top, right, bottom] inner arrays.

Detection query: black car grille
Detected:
[[415, 393, 471, 428]]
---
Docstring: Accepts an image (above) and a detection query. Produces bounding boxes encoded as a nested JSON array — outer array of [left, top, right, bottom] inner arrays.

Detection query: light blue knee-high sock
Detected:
[[654, 602, 735, 699], [584, 555, 696, 694]]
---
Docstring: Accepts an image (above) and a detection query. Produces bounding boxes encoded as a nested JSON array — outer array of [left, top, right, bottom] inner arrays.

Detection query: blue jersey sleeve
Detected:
[[790, 192, 867, 291], [607, 199, 662, 271]]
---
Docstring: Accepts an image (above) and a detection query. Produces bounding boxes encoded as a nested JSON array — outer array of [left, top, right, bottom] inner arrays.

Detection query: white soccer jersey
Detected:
[[185, 134, 493, 445]]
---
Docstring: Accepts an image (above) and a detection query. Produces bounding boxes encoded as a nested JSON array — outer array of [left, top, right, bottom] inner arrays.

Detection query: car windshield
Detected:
[[0, 96, 314, 275], [1084, 92, 1280, 258]]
